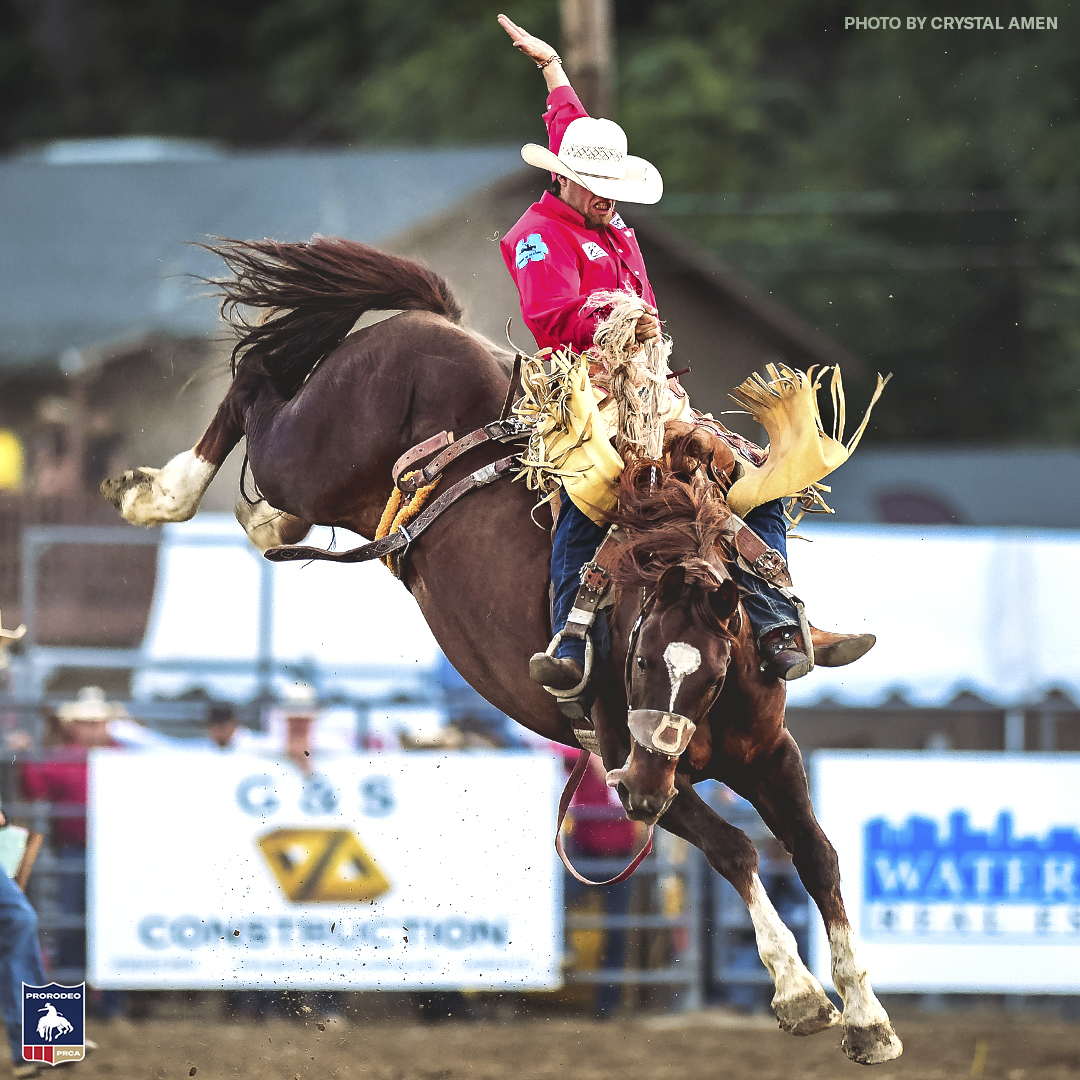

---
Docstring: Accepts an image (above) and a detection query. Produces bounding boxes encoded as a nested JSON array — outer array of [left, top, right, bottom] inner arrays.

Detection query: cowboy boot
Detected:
[[529, 652, 584, 691], [758, 627, 812, 682], [810, 626, 876, 667], [760, 626, 877, 682]]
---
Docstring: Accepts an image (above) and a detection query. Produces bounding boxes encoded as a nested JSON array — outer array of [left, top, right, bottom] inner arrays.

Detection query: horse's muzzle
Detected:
[[627, 709, 696, 757]]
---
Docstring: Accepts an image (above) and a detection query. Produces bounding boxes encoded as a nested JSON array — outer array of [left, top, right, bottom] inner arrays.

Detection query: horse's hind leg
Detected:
[[101, 364, 257, 525], [740, 733, 902, 1065], [659, 780, 840, 1037]]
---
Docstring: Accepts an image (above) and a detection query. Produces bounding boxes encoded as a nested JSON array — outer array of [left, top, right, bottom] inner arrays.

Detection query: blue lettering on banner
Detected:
[[360, 775, 395, 817], [864, 811, 1080, 940], [865, 812, 1080, 903], [134, 914, 509, 951], [299, 774, 339, 815], [236, 774, 279, 817], [515, 234, 549, 269]]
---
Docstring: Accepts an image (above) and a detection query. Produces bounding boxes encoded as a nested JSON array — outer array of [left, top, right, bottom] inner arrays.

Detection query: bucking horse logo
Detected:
[[37, 1004, 74, 1041]]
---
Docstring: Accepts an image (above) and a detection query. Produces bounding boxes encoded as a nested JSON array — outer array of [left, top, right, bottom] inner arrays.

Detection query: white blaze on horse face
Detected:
[[746, 874, 832, 1012], [663, 641, 701, 713]]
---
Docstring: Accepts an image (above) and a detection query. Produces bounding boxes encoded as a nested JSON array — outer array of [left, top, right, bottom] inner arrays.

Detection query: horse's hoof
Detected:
[[100, 468, 156, 508], [99, 468, 159, 517], [841, 1022, 903, 1065], [773, 991, 841, 1036]]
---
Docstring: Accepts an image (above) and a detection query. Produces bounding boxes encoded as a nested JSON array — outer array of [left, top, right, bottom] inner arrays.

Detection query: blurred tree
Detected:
[[1, 0, 1077, 441], [615, 0, 1080, 442]]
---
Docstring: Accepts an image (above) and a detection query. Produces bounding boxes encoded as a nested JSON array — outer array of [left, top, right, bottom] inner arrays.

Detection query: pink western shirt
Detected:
[[501, 86, 657, 353]]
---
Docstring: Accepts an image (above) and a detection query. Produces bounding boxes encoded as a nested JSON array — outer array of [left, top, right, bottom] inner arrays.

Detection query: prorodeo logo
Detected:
[[258, 827, 391, 903], [22, 983, 85, 1066]]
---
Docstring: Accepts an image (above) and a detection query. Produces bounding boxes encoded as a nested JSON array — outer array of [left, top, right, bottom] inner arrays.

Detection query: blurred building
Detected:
[[0, 136, 859, 652], [2, 138, 1077, 758]]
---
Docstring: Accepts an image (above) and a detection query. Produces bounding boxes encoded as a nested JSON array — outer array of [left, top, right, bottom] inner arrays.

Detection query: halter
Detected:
[[619, 585, 699, 762]]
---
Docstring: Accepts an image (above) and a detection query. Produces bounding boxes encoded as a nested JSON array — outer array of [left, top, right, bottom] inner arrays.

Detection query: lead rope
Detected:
[[555, 749, 654, 886]]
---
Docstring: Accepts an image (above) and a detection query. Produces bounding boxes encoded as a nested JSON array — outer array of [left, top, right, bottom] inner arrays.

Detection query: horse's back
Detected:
[[246, 309, 511, 525]]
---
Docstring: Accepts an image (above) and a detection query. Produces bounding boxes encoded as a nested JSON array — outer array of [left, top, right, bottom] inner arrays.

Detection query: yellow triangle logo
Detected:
[[257, 828, 391, 903]]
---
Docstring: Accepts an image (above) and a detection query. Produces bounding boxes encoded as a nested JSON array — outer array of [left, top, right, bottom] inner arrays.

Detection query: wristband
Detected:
[[536, 53, 562, 70]]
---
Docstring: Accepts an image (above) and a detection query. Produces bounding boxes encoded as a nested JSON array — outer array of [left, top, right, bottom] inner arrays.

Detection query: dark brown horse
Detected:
[[101, 237, 901, 1064]]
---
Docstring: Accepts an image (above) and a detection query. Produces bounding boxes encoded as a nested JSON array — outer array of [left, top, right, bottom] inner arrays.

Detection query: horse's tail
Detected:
[[202, 237, 463, 399]]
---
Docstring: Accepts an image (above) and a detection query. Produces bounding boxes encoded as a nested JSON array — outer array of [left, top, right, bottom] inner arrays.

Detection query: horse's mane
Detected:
[[608, 436, 735, 628], [202, 237, 463, 399]]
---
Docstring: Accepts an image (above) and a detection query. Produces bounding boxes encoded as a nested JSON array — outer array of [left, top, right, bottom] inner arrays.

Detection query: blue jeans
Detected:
[[0, 866, 47, 1064], [551, 500, 607, 666], [733, 500, 800, 640], [550, 498, 799, 660]]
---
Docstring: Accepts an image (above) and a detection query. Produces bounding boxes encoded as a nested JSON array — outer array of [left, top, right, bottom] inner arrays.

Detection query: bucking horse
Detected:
[[101, 236, 902, 1064]]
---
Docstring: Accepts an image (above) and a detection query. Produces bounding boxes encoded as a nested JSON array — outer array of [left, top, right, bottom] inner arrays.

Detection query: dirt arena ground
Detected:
[[25, 998, 1080, 1080]]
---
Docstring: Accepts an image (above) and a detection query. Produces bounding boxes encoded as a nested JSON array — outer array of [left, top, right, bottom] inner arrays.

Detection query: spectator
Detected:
[[198, 702, 267, 752], [20, 687, 123, 1019], [0, 797, 48, 1079]]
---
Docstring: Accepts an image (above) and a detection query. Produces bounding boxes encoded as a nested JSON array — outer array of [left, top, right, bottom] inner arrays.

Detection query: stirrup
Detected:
[[542, 631, 594, 720]]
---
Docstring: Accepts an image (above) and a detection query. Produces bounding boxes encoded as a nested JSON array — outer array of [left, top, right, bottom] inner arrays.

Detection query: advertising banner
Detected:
[[809, 752, 1080, 993], [88, 750, 563, 990]]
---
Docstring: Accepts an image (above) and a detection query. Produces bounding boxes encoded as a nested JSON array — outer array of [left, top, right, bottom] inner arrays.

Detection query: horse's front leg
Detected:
[[658, 777, 839, 1037], [739, 732, 902, 1066]]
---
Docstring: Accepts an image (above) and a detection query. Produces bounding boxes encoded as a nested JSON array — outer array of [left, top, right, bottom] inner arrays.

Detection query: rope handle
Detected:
[[555, 749, 654, 886]]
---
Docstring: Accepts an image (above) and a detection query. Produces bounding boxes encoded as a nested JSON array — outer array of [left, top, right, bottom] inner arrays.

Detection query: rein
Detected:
[[555, 749, 654, 886]]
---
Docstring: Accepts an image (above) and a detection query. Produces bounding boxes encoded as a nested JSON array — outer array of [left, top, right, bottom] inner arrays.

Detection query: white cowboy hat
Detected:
[[280, 681, 317, 712], [57, 685, 128, 723], [521, 116, 663, 205], [0, 607, 25, 645]]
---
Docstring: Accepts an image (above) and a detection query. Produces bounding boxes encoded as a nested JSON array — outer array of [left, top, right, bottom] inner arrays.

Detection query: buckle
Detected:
[[579, 561, 611, 593], [752, 548, 786, 580]]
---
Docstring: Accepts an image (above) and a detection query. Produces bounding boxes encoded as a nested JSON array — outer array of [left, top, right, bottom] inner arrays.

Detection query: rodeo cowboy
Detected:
[[498, 14, 876, 692]]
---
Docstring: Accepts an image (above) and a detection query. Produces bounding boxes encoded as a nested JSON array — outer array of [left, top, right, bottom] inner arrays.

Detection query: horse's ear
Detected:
[[708, 578, 740, 624], [657, 565, 686, 605]]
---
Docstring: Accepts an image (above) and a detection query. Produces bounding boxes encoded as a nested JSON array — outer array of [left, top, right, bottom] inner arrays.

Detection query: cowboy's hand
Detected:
[[0, 810, 6, 828], [634, 312, 662, 345], [498, 14, 558, 66]]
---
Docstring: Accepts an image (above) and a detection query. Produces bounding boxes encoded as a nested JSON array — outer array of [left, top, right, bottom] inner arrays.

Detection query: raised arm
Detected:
[[498, 14, 571, 92]]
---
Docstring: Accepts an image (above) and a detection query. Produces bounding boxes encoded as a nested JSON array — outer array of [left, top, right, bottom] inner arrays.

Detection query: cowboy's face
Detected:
[[557, 176, 615, 229]]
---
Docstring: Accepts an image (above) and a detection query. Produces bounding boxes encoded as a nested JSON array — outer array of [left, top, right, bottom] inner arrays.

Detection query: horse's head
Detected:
[[606, 451, 740, 824]]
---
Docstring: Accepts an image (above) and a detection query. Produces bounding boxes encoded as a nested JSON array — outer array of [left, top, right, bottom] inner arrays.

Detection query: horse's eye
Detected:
[[636, 656, 646, 671]]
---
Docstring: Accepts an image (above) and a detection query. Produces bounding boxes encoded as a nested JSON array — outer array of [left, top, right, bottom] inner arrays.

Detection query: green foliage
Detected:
[[615, 0, 1080, 442], [1, 0, 1078, 441]]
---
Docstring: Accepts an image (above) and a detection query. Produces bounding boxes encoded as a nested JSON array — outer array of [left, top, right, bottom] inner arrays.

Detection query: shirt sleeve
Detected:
[[509, 232, 601, 352], [543, 85, 590, 155], [20, 762, 48, 801]]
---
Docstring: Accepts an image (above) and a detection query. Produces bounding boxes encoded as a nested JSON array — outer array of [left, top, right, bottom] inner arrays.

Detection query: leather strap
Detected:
[[499, 353, 525, 421], [561, 527, 624, 642], [555, 749, 654, 887], [392, 430, 454, 484], [728, 514, 794, 589], [397, 419, 527, 494], [264, 456, 517, 564]]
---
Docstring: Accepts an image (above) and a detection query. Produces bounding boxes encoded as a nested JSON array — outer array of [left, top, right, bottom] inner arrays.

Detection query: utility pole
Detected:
[[560, 0, 615, 119]]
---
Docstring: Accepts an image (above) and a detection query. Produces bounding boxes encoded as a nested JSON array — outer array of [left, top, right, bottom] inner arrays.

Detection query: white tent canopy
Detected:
[[135, 514, 440, 701], [785, 523, 1078, 709], [138, 516, 1079, 710]]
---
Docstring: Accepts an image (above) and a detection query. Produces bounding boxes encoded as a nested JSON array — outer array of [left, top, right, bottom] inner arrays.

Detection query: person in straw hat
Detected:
[[498, 14, 874, 691], [0, 611, 49, 1079]]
